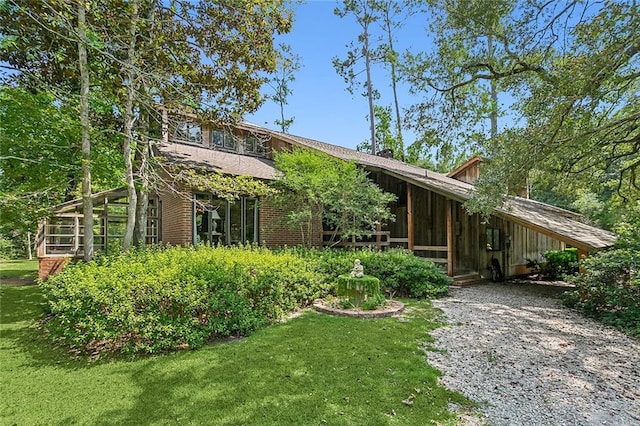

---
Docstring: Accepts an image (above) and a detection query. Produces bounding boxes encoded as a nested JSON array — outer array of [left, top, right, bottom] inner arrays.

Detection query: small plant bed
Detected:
[[313, 297, 405, 318]]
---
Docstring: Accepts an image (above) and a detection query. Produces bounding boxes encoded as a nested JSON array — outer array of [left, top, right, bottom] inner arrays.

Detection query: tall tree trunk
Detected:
[[78, 1, 93, 261], [134, 108, 150, 248], [122, 0, 140, 250], [363, 22, 376, 155], [383, 6, 404, 159], [488, 34, 498, 140]]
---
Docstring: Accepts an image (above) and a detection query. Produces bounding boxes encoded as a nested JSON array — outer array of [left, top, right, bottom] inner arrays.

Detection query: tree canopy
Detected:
[[404, 0, 639, 217], [273, 148, 396, 246]]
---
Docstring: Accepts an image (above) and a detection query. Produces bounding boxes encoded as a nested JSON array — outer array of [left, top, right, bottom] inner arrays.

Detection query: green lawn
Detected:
[[0, 259, 38, 281], [0, 285, 474, 425]]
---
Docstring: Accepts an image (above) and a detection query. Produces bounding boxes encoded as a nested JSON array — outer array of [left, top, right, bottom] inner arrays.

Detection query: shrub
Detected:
[[41, 245, 327, 355], [563, 248, 640, 336], [289, 247, 451, 298], [528, 248, 579, 280], [337, 274, 380, 307]]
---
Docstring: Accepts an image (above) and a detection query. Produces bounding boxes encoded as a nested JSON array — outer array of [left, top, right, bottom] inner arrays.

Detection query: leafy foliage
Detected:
[[41, 245, 327, 355], [563, 248, 640, 336], [41, 245, 450, 355], [268, 43, 302, 133], [527, 248, 579, 280], [337, 274, 381, 307], [0, 87, 123, 249], [273, 148, 396, 246], [563, 210, 640, 336], [402, 0, 639, 215], [172, 165, 278, 200], [290, 247, 451, 299]]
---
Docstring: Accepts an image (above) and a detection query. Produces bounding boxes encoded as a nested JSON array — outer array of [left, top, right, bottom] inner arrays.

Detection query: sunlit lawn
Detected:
[[0, 259, 38, 281], [0, 285, 473, 425]]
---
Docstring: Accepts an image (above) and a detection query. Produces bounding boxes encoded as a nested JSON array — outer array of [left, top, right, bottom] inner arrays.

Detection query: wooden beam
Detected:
[[413, 245, 448, 252], [446, 199, 454, 277], [407, 183, 414, 251]]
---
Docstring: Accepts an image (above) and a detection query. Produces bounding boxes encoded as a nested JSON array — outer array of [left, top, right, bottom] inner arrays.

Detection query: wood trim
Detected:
[[422, 257, 448, 264], [389, 237, 408, 243], [413, 245, 448, 252], [446, 199, 454, 277], [407, 183, 414, 251]]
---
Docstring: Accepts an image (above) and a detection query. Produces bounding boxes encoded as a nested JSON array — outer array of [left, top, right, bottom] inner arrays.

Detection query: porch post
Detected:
[[73, 216, 80, 253], [407, 183, 414, 251], [446, 199, 454, 277]]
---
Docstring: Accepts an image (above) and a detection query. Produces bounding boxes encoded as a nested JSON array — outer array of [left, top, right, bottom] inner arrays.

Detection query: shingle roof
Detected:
[[243, 123, 616, 251], [156, 141, 277, 180]]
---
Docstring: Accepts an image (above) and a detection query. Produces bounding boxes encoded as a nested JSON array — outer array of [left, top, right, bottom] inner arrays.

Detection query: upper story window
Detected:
[[173, 121, 202, 145], [210, 129, 235, 151], [243, 132, 267, 156]]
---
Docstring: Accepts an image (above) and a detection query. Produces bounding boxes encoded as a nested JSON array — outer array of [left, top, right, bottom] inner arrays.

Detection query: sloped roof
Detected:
[[156, 141, 277, 180], [243, 123, 616, 251]]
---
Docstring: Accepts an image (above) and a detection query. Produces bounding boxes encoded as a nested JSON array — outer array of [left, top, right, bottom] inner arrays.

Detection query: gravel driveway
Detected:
[[427, 281, 640, 426]]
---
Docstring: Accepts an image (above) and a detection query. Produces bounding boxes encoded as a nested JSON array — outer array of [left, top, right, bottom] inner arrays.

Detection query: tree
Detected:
[[404, 0, 512, 166], [406, 0, 639, 217], [373, 0, 410, 159], [1, 0, 294, 254], [77, 0, 94, 261], [273, 148, 396, 246], [267, 43, 301, 133], [333, 0, 381, 154], [356, 105, 404, 159]]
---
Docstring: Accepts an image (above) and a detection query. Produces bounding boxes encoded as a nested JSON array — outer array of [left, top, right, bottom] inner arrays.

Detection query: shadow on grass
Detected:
[[1, 286, 470, 425], [0, 285, 89, 369], [92, 313, 468, 425]]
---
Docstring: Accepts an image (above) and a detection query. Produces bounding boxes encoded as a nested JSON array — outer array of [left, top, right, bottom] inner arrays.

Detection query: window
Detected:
[[244, 133, 257, 153], [242, 132, 268, 156], [486, 228, 501, 251], [173, 122, 202, 145], [193, 193, 257, 245], [210, 129, 235, 150]]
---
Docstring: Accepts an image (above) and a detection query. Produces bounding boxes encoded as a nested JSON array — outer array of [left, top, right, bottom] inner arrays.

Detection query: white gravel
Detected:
[[426, 281, 640, 426]]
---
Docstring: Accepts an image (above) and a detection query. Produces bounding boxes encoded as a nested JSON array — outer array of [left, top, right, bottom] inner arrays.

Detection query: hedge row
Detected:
[[42, 246, 451, 355], [289, 247, 451, 299]]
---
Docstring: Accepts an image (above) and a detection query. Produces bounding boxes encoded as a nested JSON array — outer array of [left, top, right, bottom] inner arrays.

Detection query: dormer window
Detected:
[[243, 132, 268, 156], [244, 133, 257, 153], [210, 129, 235, 150], [173, 121, 202, 145]]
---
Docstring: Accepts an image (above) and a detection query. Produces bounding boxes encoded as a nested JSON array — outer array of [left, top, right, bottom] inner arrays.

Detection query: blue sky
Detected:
[[246, 0, 428, 150]]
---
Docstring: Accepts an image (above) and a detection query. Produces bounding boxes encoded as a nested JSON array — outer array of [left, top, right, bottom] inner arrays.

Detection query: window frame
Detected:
[[173, 121, 202, 145]]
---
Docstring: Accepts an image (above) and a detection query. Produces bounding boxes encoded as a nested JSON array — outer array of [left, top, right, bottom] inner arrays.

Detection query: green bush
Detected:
[[42, 246, 450, 356], [337, 274, 380, 307], [42, 245, 327, 355], [563, 248, 640, 336], [528, 248, 579, 280], [289, 247, 451, 298]]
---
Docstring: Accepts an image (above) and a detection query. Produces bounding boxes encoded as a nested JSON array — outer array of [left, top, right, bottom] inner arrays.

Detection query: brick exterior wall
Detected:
[[38, 257, 72, 281], [259, 200, 322, 247], [160, 187, 193, 246]]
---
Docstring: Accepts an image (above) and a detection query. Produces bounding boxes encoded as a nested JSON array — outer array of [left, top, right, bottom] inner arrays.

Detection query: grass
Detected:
[[0, 259, 38, 281], [0, 285, 474, 425]]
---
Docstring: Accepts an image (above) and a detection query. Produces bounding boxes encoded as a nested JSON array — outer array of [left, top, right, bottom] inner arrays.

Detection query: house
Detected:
[[37, 115, 617, 282]]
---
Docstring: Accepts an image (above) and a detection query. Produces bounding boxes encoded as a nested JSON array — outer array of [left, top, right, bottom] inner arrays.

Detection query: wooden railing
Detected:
[[412, 245, 448, 265]]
